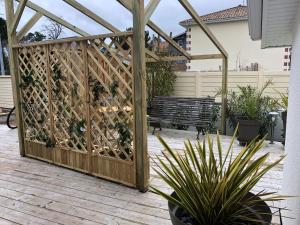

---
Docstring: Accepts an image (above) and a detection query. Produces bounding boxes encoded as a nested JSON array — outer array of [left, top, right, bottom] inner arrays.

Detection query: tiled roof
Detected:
[[180, 5, 248, 27]]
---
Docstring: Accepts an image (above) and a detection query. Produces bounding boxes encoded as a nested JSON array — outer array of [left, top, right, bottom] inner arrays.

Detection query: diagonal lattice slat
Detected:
[[87, 36, 134, 161], [49, 41, 87, 152], [18, 46, 51, 144], [18, 33, 134, 164]]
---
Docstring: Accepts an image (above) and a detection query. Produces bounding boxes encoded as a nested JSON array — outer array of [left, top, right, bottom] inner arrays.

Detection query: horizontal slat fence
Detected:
[[0, 76, 14, 109], [174, 71, 290, 102]]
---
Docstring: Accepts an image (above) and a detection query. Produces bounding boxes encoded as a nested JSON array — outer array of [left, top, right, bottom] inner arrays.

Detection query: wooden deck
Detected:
[[0, 125, 284, 224]]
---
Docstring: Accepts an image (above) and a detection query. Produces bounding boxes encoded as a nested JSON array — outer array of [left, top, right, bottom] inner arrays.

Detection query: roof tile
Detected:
[[180, 5, 248, 26]]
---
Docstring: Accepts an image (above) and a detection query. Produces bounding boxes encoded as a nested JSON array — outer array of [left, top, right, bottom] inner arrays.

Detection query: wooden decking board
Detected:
[[0, 216, 21, 225], [0, 126, 284, 224], [0, 186, 134, 225], [0, 168, 168, 212], [0, 204, 60, 225], [0, 151, 165, 203], [0, 174, 168, 224], [0, 152, 166, 204]]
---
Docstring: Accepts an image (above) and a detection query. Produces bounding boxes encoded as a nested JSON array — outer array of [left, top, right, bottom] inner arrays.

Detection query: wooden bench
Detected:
[[148, 96, 215, 139]]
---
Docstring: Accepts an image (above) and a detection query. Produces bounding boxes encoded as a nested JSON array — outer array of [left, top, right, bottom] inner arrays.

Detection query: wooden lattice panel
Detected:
[[18, 46, 51, 144], [49, 41, 87, 152], [16, 32, 136, 186], [87, 36, 134, 161]]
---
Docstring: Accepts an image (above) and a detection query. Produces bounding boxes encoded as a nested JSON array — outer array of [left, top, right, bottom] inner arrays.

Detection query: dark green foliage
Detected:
[[21, 32, 46, 43], [19, 71, 35, 89], [208, 104, 220, 133], [114, 121, 132, 147], [52, 63, 65, 96], [91, 79, 106, 103], [110, 80, 119, 97], [227, 81, 278, 136], [146, 59, 176, 105], [0, 17, 8, 40], [68, 118, 86, 137], [68, 117, 86, 150]]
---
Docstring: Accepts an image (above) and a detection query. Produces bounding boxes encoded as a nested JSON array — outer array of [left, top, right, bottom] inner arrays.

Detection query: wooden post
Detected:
[[133, 0, 149, 192], [5, 0, 26, 156], [221, 56, 228, 135]]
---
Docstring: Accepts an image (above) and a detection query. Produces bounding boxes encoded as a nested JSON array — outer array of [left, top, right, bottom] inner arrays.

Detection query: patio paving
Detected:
[[0, 125, 284, 224]]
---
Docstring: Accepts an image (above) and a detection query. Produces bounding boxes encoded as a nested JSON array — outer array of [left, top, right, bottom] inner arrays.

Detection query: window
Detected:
[[285, 48, 288, 52], [284, 62, 287, 66]]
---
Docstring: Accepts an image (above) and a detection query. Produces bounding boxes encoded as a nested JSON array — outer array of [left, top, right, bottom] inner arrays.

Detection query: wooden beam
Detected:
[[178, 0, 228, 58], [146, 53, 223, 62], [147, 21, 191, 59], [62, 0, 159, 61], [5, 0, 26, 156], [144, 0, 160, 25], [132, 0, 149, 192], [17, 12, 42, 41], [13, 31, 133, 48], [62, 0, 119, 33], [221, 56, 228, 135], [117, 0, 191, 60], [16, 0, 89, 36], [11, 0, 28, 34], [118, 0, 132, 10]]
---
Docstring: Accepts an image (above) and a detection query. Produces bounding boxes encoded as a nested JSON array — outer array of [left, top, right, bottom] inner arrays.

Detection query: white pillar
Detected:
[[282, 3, 300, 224]]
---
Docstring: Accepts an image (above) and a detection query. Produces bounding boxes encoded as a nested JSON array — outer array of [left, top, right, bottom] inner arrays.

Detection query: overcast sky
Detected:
[[0, 0, 245, 38]]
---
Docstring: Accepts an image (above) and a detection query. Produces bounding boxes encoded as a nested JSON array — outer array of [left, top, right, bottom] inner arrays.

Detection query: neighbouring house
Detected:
[[151, 32, 187, 71], [248, 0, 300, 224], [180, 5, 290, 72]]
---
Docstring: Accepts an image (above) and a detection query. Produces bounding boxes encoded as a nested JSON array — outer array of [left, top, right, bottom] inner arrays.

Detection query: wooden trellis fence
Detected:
[[14, 32, 141, 187], [5, 0, 228, 191]]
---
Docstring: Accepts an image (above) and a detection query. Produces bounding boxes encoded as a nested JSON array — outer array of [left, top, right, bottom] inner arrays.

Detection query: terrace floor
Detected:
[[0, 125, 284, 225]]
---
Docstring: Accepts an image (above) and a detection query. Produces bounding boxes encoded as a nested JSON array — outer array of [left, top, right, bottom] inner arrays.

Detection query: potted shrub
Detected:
[[151, 129, 284, 225], [227, 81, 278, 145]]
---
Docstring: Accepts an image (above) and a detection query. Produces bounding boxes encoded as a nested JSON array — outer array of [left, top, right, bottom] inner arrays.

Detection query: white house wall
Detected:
[[282, 2, 300, 224], [187, 20, 286, 71]]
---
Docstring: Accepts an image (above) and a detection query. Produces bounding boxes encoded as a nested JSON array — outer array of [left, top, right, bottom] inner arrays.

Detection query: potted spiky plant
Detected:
[[227, 81, 278, 145], [151, 129, 284, 225]]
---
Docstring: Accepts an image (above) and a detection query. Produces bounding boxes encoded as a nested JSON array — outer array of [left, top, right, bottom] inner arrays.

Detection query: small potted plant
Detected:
[[227, 81, 278, 145], [151, 129, 284, 225]]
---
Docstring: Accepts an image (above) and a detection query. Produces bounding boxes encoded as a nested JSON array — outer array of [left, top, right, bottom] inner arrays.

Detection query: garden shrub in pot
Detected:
[[227, 81, 278, 145], [151, 129, 284, 225]]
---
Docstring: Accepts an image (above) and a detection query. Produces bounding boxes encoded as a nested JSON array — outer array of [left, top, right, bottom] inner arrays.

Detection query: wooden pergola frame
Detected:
[[5, 0, 228, 192]]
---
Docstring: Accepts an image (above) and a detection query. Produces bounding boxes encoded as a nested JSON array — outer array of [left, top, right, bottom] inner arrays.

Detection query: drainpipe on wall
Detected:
[[282, 3, 300, 225]]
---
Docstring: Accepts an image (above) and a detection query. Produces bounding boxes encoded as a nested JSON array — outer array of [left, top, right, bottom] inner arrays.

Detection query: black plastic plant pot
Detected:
[[168, 192, 272, 225], [237, 119, 261, 146]]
